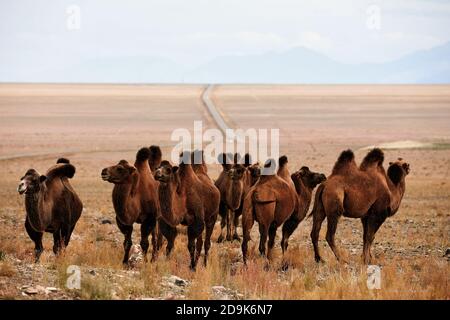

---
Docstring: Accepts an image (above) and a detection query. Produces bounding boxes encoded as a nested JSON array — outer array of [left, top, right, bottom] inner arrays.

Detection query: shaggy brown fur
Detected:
[[155, 151, 220, 270], [276, 156, 326, 255], [148, 145, 162, 173], [241, 159, 297, 264], [18, 159, 83, 262], [310, 148, 409, 264], [101, 147, 160, 264], [215, 153, 261, 242]]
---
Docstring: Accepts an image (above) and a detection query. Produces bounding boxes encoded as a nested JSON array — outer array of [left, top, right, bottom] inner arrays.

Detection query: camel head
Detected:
[[291, 166, 326, 189], [154, 161, 179, 184], [388, 158, 410, 184], [247, 163, 261, 183], [18, 169, 46, 195], [101, 160, 137, 184], [227, 164, 246, 181]]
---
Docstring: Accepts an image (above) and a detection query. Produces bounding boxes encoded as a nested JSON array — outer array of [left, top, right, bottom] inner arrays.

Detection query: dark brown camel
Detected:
[[155, 151, 220, 270], [17, 158, 83, 262], [241, 159, 297, 264], [101, 147, 160, 265], [276, 156, 326, 254], [215, 153, 260, 242], [310, 148, 409, 264]]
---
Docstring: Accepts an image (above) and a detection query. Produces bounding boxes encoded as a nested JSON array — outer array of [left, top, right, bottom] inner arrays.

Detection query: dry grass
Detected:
[[0, 84, 448, 300]]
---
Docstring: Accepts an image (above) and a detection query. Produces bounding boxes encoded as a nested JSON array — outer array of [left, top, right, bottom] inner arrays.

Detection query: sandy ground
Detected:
[[0, 84, 448, 300]]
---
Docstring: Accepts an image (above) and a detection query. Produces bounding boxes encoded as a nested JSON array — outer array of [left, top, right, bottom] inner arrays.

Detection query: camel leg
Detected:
[[233, 206, 242, 241], [195, 233, 203, 265], [217, 202, 227, 243], [203, 215, 216, 266], [139, 218, 153, 262], [159, 219, 177, 257], [362, 212, 387, 264], [258, 223, 269, 257], [326, 214, 343, 262], [25, 217, 43, 263], [267, 222, 278, 261], [226, 210, 235, 241], [62, 225, 75, 247], [188, 217, 204, 270], [52, 229, 64, 255], [241, 208, 255, 265], [116, 218, 133, 265], [311, 208, 327, 263], [156, 222, 164, 251], [281, 211, 301, 254]]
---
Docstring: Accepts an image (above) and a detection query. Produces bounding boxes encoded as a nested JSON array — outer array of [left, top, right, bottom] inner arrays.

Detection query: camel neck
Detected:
[[25, 192, 43, 231], [388, 178, 406, 215], [158, 182, 182, 226], [112, 183, 133, 218]]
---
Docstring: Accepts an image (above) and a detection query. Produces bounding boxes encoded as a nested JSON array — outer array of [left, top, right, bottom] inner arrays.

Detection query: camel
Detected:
[[215, 153, 260, 242], [276, 156, 326, 254], [17, 158, 83, 262], [310, 148, 409, 264], [241, 159, 297, 264], [148, 145, 162, 173], [155, 151, 220, 270], [101, 146, 160, 265]]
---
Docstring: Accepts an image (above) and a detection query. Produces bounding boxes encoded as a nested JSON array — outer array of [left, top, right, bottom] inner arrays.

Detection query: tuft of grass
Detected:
[[0, 262, 16, 277]]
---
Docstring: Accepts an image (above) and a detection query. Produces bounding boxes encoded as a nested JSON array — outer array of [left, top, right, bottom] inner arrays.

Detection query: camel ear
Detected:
[[389, 162, 393, 166], [39, 175, 47, 183]]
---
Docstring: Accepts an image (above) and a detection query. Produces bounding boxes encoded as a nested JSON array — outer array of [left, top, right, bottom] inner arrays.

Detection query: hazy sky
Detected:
[[1, 0, 450, 80]]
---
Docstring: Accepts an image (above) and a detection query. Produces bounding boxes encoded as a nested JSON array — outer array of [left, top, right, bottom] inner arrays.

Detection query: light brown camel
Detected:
[[241, 159, 297, 264], [155, 151, 220, 270], [215, 153, 260, 242], [17, 158, 83, 262], [101, 147, 160, 265], [276, 156, 326, 254], [310, 148, 409, 264]]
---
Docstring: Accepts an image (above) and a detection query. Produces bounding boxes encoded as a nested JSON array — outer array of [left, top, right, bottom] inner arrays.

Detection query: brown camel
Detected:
[[241, 159, 297, 264], [276, 156, 326, 254], [215, 153, 260, 242], [17, 158, 83, 262], [310, 148, 409, 264], [155, 151, 220, 270], [101, 147, 160, 265]]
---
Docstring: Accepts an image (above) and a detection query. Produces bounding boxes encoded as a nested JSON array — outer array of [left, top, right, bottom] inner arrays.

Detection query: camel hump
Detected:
[[253, 188, 276, 203], [278, 155, 288, 168], [360, 148, 384, 169], [47, 163, 76, 179], [136, 147, 151, 163], [56, 158, 70, 164], [332, 149, 355, 174], [149, 145, 162, 169], [244, 153, 252, 167]]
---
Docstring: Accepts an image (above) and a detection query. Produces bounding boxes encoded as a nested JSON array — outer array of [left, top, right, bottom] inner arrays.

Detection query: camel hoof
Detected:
[[233, 235, 241, 242], [217, 235, 224, 243], [315, 256, 325, 264], [280, 261, 290, 272]]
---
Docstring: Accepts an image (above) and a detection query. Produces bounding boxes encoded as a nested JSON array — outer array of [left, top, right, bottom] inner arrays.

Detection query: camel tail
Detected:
[[149, 145, 162, 171], [308, 183, 325, 219], [360, 148, 384, 169]]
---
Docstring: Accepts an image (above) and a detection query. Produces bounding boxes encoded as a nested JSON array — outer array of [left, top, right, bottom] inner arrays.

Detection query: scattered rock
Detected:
[[89, 269, 96, 276], [101, 219, 112, 225], [163, 275, 189, 287], [23, 287, 38, 295], [211, 285, 243, 300], [128, 245, 144, 267]]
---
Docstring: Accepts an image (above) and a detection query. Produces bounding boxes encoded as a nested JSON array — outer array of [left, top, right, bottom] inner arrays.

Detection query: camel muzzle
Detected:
[[17, 182, 27, 195]]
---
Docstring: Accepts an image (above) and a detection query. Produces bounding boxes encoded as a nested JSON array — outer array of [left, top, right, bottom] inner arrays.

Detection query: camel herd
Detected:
[[17, 146, 409, 269]]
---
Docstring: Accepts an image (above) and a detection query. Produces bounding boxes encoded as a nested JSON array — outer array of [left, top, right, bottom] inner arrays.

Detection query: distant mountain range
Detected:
[[3, 42, 450, 84]]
